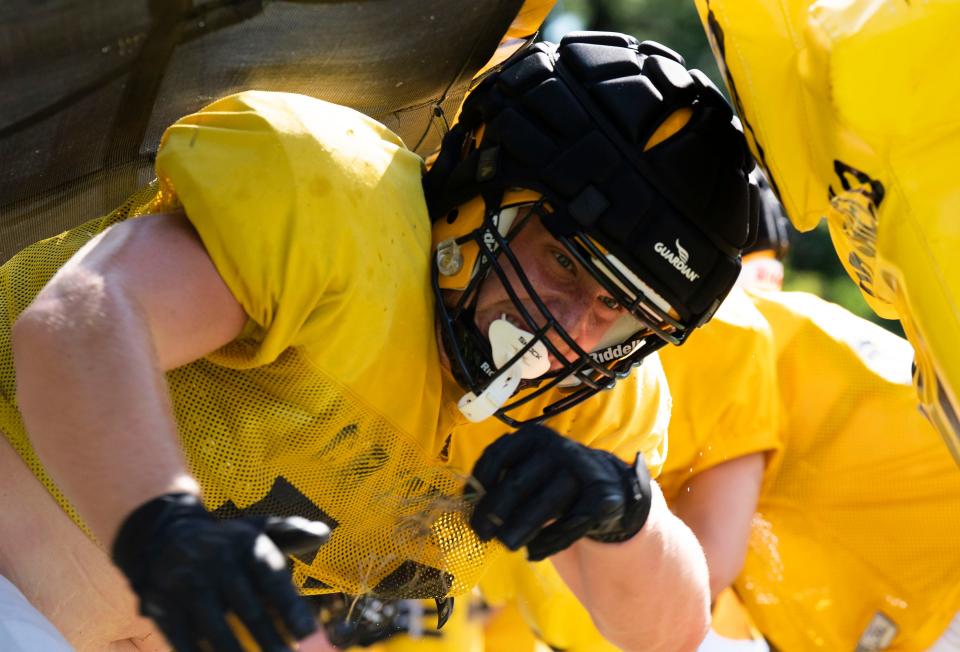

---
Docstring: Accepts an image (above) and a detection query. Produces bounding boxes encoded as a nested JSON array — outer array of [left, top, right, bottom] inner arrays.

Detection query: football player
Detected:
[[0, 32, 755, 652], [662, 189, 960, 652]]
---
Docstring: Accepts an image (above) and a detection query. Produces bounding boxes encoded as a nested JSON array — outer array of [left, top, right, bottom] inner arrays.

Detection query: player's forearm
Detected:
[[13, 271, 199, 546], [671, 453, 765, 601], [552, 483, 710, 652]]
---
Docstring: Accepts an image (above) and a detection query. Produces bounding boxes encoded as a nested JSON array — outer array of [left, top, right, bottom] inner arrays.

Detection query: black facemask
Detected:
[[433, 196, 671, 426]]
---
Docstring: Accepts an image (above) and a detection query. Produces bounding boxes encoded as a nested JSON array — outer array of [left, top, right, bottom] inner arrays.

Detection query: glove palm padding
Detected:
[[469, 424, 652, 561]]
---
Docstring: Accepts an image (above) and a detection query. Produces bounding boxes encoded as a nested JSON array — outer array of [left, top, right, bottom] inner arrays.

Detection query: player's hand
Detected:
[[112, 493, 330, 652], [469, 424, 652, 561]]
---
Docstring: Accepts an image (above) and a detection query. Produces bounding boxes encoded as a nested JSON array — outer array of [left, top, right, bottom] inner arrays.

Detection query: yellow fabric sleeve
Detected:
[[657, 289, 781, 502], [155, 90, 427, 367]]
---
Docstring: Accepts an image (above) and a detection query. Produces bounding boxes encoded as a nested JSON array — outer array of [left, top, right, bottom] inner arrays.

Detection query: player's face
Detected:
[[470, 217, 626, 370]]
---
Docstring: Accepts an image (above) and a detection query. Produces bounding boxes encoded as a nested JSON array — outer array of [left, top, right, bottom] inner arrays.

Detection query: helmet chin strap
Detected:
[[457, 317, 550, 422]]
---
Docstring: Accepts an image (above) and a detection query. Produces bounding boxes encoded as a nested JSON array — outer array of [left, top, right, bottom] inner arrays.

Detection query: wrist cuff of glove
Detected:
[[587, 453, 653, 544], [111, 492, 210, 581]]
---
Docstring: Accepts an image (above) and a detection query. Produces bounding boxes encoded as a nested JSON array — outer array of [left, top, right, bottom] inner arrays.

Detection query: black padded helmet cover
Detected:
[[425, 31, 758, 327]]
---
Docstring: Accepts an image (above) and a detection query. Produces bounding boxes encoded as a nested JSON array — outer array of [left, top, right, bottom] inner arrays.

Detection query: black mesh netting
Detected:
[[0, 0, 526, 261]]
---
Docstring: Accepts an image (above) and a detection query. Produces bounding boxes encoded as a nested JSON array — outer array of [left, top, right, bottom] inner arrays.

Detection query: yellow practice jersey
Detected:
[[658, 288, 781, 499], [731, 291, 960, 652], [694, 0, 960, 459], [0, 91, 668, 601]]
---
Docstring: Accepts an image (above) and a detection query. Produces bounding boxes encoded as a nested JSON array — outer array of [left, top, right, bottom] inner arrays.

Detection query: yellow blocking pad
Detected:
[[694, 0, 960, 460]]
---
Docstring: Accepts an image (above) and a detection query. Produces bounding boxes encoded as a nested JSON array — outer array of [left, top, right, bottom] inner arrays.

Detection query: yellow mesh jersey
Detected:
[[736, 291, 960, 652], [0, 91, 667, 601], [694, 0, 960, 460], [658, 288, 781, 499]]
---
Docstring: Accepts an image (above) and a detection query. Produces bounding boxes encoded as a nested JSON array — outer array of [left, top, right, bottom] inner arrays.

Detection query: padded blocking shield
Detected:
[[695, 0, 960, 461]]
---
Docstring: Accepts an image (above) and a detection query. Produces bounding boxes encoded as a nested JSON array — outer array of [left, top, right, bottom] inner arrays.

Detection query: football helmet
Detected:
[[424, 32, 758, 424], [738, 171, 791, 291], [747, 171, 791, 260]]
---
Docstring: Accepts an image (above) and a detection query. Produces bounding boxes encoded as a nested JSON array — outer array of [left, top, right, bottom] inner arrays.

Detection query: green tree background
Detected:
[[543, 0, 904, 336]]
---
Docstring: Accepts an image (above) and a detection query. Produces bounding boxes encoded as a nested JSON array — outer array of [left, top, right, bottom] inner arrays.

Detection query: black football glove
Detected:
[[469, 424, 652, 561], [112, 493, 330, 652]]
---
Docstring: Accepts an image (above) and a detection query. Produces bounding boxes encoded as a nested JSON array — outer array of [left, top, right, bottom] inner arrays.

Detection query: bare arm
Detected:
[[671, 453, 765, 600], [12, 211, 247, 545], [551, 482, 711, 652]]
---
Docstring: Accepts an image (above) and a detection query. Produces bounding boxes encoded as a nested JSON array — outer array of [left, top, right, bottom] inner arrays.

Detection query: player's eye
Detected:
[[599, 295, 621, 311], [553, 250, 576, 274]]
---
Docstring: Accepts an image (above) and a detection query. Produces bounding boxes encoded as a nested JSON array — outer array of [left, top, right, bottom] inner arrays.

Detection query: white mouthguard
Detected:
[[457, 317, 549, 422]]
